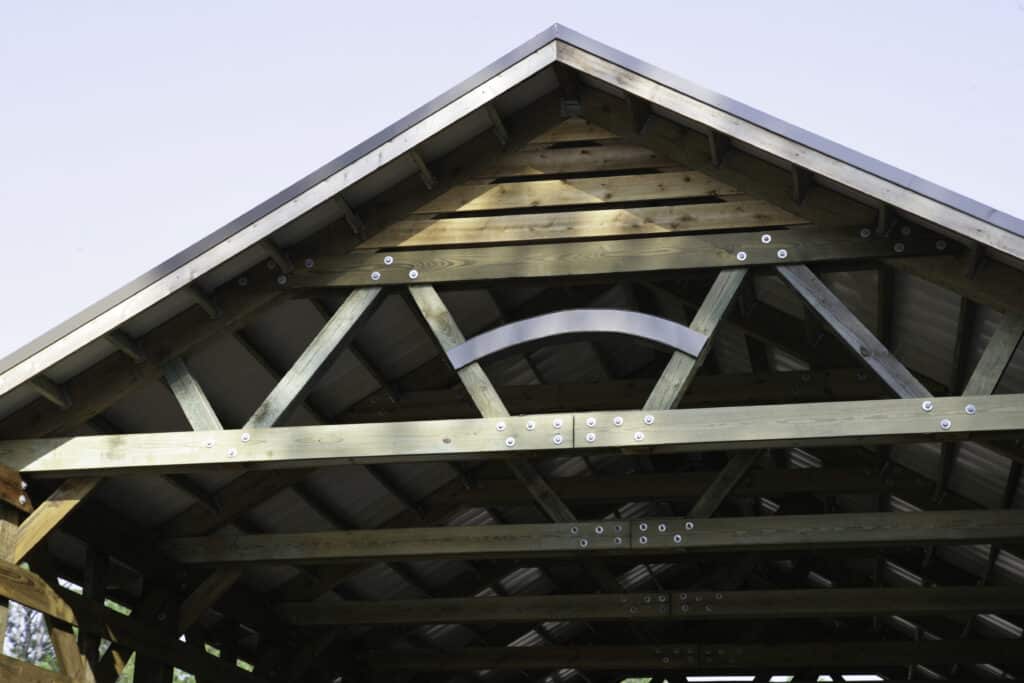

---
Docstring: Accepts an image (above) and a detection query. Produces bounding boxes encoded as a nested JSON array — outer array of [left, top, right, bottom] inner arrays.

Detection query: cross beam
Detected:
[[160, 509, 1024, 565], [4, 395, 1021, 475], [279, 585, 1024, 625]]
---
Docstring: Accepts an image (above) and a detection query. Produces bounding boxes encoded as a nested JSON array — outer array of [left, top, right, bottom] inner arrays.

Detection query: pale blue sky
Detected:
[[2, 1, 1023, 360]]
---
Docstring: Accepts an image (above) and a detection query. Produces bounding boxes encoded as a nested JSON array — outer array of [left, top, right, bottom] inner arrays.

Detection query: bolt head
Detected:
[[579, 538, 589, 548], [736, 251, 748, 262], [595, 525, 604, 535], [894, 242, 906, 253], [241, 432, 251, 443], [761, 234, 772, 244], [227, 448, 237, 457], [370, 271, 382, 281], [304, 258, 315, 269], [552, 418, 563, 429], [776, 248, 788, 259], [408, 269, 419, 280], [673, 534, 682, 544], [614, 536, 623, 544], [18, 495, 26, 505], [504, 437, 516, 447], [613, 416, 623, 426], [634, 431, 645, 441], [526, 420, 536, 431], [936, 240, 947, 251], [639, 535, 648, 545], [585, 417, 596, 427], [657, 523, 667, 532], [570, 526, 579, 535], [585, 432, 596, 443], [552, 434, 563, 445], [921, 400, 934, 412], [383, 255, 394, 265], [684, 521, 695, 531], [276, 274, 288, 285], [495, 421, 506, 432], [205, 439, 215, 448], [940, 419, 952, 431], [860, 228, 872, 239], [639, 522, 649, 532], [20, 481, 27, 491], [965, 404, 977, 415], [643, 414, 655, 425]]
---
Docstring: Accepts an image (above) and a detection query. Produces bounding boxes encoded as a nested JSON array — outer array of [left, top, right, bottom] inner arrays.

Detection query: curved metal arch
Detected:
[[446, 309, 708, 369]]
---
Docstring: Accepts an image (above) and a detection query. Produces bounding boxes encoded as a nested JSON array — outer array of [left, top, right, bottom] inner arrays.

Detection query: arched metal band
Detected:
[[447, 309, 708, 370]]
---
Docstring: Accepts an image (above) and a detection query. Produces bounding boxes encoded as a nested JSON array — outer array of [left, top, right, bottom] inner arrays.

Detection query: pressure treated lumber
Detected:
[[471, 142, 667, 178], [160, 509, 1024, 565], [963, 310, 1024, 395], [280, 585, 1024, 625], [0, 654, 73, 683], [0, 559, 77, 624], [370, 199, 802, 249], [291, 225, 945, 287], [246, 287, 381, 428], [163, 358, 223, 430], [4, 394, 1021, 475], [778, 264, 929, 399], [364, 638, 1024, 670], [13, 477, 100, 563], [645, 269, 745, 409]]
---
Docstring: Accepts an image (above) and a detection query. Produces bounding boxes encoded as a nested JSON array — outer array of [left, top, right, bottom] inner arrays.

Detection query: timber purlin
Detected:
[[0, 25, 1023, 683]]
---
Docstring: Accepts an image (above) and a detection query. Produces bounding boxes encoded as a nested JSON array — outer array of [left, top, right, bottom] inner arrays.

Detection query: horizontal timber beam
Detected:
[[364, 637, 1024, 670], [281, 585, 1024, 625], [287, 225, 944, 287], [160, 509, 1024, 565], [4, 394, 1022, 475], [432, 466, 930, 508]]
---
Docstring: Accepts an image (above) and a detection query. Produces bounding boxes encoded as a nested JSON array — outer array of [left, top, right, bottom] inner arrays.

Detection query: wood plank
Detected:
[[246, 287, 381, 428], [0, 653, 73, 683], [177, 567, 243, 633], [279, 585, 1024, 625], [163, 358, 223, 430], [403, 170, 739, 216], [58, 588, 268, 683], [777, 264, 930, 399], [687, 450, 761, 519], [963, 311, 1024, 395], [364, 199, 800, 249], [161, 509, 1024, 565], [365, 638, 1024, 670], [472, 142, 668, 178], [0, 559, 76, 623], [4, 394, 1024, 475], [645, 269, 746, 410], [293, 225, 945, 287], [14, 478, 101, 563], [529, 117, 617, 144], [434, 467, 930, 508]]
